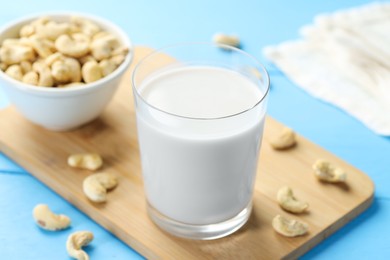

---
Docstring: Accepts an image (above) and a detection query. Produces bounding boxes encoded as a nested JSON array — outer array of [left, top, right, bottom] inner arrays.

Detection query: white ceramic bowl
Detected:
[[0, 12, 133, 131]]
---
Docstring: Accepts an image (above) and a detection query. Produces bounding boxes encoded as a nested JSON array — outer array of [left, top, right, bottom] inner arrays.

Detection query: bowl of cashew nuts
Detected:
[[0, 12, 133, 130]]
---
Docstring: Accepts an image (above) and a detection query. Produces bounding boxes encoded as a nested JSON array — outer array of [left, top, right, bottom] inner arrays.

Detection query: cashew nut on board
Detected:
[[67, 153, 103, 171], [0, 16, 128, 87], [66, 231, 94, 260], [312, 159, 347, 183], [277, 186, 309, 213], [83, 173, 118, 203], [33, 204, 71, 231], [270, 127, 297, 150], [212, 33, 240, 48], [272, 214, 308, 237]]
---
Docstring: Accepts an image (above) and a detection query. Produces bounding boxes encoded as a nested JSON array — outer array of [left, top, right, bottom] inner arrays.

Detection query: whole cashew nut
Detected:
[[82, 61, 102, 83], [66, 231, 94, 260], [22, 71, 39, 85], [28, 35, 56, 58], [68, 153, 103, 171], [19, 24, 35, 37], [277, 186, 309, 213], [99, 59, 117, 77], [5, 65, 23, 80], [0, 44, 35, 65], [313, 159, 347, 183], [71, 16, 101, 37], [272, 214, 308, 237], [33, 204, 71, 231], [55, 33, 90, 58], [83, 173, 118, 203], [64, 57, 82, 82], [32, 61, 54, 87], [35, 20, 71, 40], [270, 127, 297, 150], [90, 34, 120, 61], [213, 33, 240, 48]]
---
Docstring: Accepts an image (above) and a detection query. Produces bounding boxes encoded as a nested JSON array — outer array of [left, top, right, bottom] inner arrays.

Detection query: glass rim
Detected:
[[131, 42, 270, 121]]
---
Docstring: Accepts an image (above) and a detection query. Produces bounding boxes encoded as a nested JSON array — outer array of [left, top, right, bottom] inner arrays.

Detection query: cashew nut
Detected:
[[33, 204, 71, 231], [313, 159, 347, 183], [32, 61, 54, 87], [71, 16, 101, 37], [28, 35, 56, 58], [99, 59, 117, 77], [1, 16, 128, 87], [213, 33, 240, 48], [270, 127, 297, 150], [19, 24, 35, 37], [83, 173, 118, 203], [272, 215, 308, 237], [35, 20, 71, 40], [55, 33, 90, 58], [5, 65, 23, 80], [45, 52, 65, 66], [68, 153, 103, 171], [22, 71, 39, 85], [0, 44, 35, 65], [90, 34, 120, 61], [78, 55, 96, 65], [66, 231, 94, 260], [277, 186, 309, 213], [64, 57, 82, 82], [82, 60, 102, 83]]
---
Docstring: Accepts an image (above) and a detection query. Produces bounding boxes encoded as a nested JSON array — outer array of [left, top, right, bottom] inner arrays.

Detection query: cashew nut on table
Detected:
[[0, 16, 129, 87], [66, 231, 94, 260], [68, 153, 103, 171], [32, 204, 71, 231], [83, 172, 118, 203], [313, 159, 347, 183], [272, 214, 308, 237], [277, 186, 309, 214], [270, 127, 297, 150]]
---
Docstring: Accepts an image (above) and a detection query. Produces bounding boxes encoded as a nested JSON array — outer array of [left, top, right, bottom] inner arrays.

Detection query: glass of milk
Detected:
[[132, 43, 269, 240]]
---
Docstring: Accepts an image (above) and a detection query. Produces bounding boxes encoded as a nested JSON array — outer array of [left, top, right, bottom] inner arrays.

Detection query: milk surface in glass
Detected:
[[136, 65, 265, 225]]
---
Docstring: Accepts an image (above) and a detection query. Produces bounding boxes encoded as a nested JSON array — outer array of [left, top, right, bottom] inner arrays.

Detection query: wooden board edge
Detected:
[[284, 191, 374, 260], [0, 138, 155, 259]]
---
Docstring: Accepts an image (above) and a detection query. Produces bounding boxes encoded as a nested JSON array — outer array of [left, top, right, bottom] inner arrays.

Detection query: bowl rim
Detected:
[[0, 11, 133, 96]]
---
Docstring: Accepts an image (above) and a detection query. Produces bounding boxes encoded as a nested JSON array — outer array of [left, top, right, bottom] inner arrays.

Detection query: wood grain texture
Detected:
[[0, 47, 374, 260]]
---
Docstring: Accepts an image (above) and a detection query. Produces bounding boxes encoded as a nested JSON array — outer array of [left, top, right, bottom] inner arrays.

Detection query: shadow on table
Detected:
[[301, 197, 379, 259]]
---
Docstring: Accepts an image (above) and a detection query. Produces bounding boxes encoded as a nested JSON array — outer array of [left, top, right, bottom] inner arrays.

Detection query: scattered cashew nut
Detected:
[[270, 127, 297, 150], [213, 33, 240, 48], [277, 186, 309, 213], [68, 153, 103, 171], [83, 173, 118, 203], [66, 231, 94, 260], [33, 204, 71, 231], [272, 215, 308, 237], [313, 159, 347, 183]]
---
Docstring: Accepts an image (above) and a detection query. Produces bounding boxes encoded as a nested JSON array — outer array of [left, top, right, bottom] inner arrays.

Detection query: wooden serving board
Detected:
[[0, 47, 374, 259]]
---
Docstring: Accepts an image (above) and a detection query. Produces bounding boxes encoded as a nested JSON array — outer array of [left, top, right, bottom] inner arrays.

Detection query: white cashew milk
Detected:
[[135, 66, 266, 225]]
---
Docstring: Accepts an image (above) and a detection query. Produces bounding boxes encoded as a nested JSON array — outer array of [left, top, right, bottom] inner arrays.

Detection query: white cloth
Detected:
[[264, 3, 390, 135]]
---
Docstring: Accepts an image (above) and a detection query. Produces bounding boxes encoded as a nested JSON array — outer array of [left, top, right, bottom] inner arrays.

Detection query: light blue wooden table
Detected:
[[1, 0, 389, 259]]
